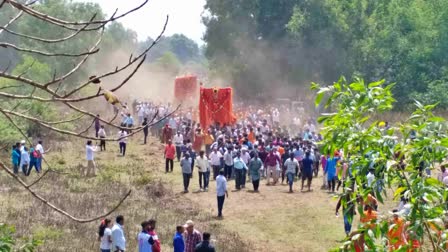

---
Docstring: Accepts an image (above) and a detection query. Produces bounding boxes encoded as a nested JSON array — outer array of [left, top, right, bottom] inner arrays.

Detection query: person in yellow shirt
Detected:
[[203, 129, 214, 154]]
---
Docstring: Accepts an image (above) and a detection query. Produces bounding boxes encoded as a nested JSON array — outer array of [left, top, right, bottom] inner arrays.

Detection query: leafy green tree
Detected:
[[314, 77, 448, 251]]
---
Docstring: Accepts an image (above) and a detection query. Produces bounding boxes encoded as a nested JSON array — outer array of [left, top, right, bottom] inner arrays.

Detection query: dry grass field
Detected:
[[0, 136, 399, 251]]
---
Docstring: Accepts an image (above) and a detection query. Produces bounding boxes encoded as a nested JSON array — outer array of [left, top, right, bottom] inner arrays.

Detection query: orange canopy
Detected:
[[174, 75, 198, 101], [199, 87, 236, 129]]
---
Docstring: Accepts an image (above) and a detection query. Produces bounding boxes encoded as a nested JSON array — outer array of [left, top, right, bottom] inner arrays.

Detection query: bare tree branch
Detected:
[[0, 161, 132, 223], [0, 13, 102, 43], [5, 0, 148, 31], [0, 42, 100, 57]]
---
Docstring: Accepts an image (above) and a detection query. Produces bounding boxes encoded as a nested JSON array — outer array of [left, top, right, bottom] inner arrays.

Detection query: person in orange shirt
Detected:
[[387, 210, 407, 251], [278, 145, 285, 157], [247, 128, 256, 143], [352, 204, 378, 252], [203, 129, 214, 154]]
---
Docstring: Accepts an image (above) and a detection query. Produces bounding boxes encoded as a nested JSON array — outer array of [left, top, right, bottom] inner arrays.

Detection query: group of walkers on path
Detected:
[[98, 215, 215, 252]]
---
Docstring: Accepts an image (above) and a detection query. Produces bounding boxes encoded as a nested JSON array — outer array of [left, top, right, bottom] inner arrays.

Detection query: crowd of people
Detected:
[[98, 215, 215, 252], [15, 99, 448, 251]]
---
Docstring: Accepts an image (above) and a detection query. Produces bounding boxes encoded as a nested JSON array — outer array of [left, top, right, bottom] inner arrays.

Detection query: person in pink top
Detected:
[[321, 154, 328, 189], [164, 140, 176, 173]]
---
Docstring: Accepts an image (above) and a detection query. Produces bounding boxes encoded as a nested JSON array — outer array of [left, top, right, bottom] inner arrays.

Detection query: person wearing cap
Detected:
[[216, 169, 228, 218], [387, 210, 407, 250], [184, 220, 202, 252], [19, 140, 26, 152], [137, 221, 154, 252], [195, 232, 215, 252]]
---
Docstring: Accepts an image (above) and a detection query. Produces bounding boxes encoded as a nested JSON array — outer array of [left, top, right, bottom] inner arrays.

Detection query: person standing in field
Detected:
[[20, 146, 30, 175], [11, 145, 20, 174], [164, 140, 176, 173], [335, 188, 355, 236], [284, 152, 299, 193], [248, 152, 263, 192], [86, 140, 97, 177], [195, 232, 216, 252], [98, 218, 113, 252], [209, 147, 222, 180], [118, 129, 128, 156], [181, 153, 192, 193], [94, 114, 101, 138], [137, 221, 154, 252], [173, 131, 184, 162], [216, 169, 228, 218], [264, 147, 281, 185], [35, 140, 44, 172], [26, 146, 38, 176], [162, 124, 173, 144], [111, 215, 126, 252], [301, 150, 314, 192], [184, 220, 202, 252], [98, 125, 107, 151], [233, 151, 248, 190], [148, 219, 160, 252], [173, 225, 185, 252], [142, 118, 149, 145], [196, 150, 209, 192]]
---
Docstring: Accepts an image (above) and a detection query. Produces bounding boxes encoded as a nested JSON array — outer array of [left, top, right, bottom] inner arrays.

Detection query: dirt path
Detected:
[[144, 144, 347, 252]]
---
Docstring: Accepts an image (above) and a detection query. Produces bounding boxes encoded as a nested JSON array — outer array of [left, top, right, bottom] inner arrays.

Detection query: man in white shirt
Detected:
[[118, 130, 128, 156], [209, 147, 222, 180], [35, 140, 44, 172], [173, 132, 184, 162], [241, 148, 251, 188], [216, 169, 228, 218], [196, 150, 210, 191], [86, 140, 97, 177], [111, 215, 126, 252]]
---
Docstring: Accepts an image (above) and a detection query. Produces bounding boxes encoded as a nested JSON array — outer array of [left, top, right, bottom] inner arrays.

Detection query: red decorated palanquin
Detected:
[[174, 75, 198, 101], [199, 87, 236, 129]]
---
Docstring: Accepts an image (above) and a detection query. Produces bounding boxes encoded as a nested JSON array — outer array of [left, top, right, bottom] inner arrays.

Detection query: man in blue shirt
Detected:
[[233, 152, 248, 190], [216, 169, 228, 218], [173, 225, 185, 252]]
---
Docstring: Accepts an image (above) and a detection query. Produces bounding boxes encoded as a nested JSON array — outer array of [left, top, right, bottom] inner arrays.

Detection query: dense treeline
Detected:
[[203, 0, 448, 108]]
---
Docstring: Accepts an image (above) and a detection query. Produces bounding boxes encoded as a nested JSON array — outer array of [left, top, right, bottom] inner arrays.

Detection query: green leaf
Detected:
[[368, 80, 385, 88], [315, 92, 324, 107], [349, 82, 366, 92]]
